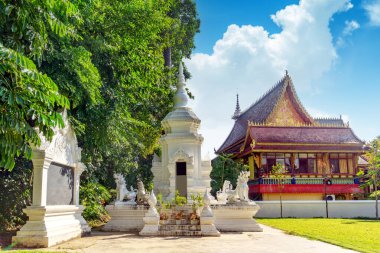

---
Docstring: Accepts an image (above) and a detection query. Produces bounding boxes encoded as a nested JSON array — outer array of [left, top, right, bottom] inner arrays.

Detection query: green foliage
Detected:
[[368, 190, 380, 200], [270, 162, 286, 217], [0, 0, 81, 170], [0, 0, 200, 226], [359, 137, 380, 189], [0, 157, 32, 231], [270, 162, 287, 187], [190, 193, 203, 211], [0, 45, 69, 170], [173, 190, 187, 206], [210, 154, 248, 196], [80, 182, 111, 226], [259, 218, 380, 253]]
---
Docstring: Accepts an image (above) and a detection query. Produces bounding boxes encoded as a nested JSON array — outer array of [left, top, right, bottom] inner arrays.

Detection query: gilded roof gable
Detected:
[[218, 73, 322, 153]]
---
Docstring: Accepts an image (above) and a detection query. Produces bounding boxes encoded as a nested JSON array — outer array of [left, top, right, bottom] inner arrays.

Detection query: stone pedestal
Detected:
[[212, 202, 263, 232], [200, 216, 220, 237], [200, 190, 220, 237], [102, 204, 148, 232], [139, 191, 159, 236], [12, 205, 89, 248]]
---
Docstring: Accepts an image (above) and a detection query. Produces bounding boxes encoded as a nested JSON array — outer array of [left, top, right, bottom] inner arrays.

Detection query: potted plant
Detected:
[[159, 211, 169, 225], [189, 193, 203, 225], [189, 212, 199, 225], [175, 210, 184, 225]]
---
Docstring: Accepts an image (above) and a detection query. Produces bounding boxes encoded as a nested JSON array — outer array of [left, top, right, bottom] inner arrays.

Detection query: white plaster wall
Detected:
[[256, 200, 380, 218]]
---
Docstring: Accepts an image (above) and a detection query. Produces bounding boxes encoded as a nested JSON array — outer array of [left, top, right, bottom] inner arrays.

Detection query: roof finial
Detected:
[[232, 93, 241, 120], [285, 70, 289, 77], [173, 61, 188, 108]]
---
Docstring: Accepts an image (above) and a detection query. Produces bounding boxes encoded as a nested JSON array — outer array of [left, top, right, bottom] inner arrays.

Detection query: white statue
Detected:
[[236, 171, 249, 201], [136, 180, 150, 205], [114, 174, 136, 203], [217, 180, 231, 204]]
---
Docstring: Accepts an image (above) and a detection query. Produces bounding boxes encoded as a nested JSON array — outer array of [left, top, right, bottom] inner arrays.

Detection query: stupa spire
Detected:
[[174, 61, 188, 108], [232, 94, 241, 120]]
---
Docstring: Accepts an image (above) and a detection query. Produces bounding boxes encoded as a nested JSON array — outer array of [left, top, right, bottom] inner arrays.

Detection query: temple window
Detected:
[[260, 152, 356, 176], [329, 154, 340, 173]]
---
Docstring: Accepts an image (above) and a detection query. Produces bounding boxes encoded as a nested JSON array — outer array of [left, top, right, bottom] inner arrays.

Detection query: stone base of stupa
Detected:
[[102, 204, 148, 232], [12, 205, 90, 248], [212, 201, 263, 232]]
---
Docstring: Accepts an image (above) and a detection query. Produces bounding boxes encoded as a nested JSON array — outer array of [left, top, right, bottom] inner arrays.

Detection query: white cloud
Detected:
[[342, 20, 360, 35], [364, 0, 380, 26], [337, 20, 360, 47], [185, 0, 353, 158]]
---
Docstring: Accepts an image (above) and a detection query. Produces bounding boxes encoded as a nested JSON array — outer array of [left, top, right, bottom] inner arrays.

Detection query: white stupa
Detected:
[[151, 62, 212, 200]]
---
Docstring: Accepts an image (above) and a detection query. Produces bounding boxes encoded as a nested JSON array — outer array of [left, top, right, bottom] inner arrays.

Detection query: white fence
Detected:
[[255, 200, 380, 218]]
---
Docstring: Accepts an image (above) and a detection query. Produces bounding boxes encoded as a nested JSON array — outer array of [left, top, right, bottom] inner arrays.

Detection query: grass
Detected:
[[258, 218, 380, 253]]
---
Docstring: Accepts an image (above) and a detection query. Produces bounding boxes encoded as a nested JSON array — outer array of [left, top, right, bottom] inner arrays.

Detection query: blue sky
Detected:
[[185, 0, 380, 158]]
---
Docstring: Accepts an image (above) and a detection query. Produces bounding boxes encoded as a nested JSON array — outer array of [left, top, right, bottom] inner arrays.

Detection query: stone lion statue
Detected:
[[114, 174, 137, 203], [236, 171, 249, 201], [136, 180, 150, 205]]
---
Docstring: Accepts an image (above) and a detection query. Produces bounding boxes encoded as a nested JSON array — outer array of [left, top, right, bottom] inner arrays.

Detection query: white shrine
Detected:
[[151, 63, 212, 199]]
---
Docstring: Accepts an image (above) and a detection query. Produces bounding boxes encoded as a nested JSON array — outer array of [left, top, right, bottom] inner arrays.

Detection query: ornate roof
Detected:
[[314, 117, 345, 127], [236, 125, 364, 156], [216, 73, 363, 155], [217, 73, 313, 153]]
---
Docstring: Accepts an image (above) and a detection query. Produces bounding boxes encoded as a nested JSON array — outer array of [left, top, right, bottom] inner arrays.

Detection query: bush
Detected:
[[80, 182, 111, 227], [0, 158, 33, 231], [368, 190, 380, 200]]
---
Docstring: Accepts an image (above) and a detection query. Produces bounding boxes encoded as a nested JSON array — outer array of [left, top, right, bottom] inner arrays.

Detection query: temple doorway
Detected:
[[176, 161, 187, 197]]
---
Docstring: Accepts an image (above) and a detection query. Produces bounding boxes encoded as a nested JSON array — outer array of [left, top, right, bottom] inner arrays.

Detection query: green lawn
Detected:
[[258, 218, 380, 253]]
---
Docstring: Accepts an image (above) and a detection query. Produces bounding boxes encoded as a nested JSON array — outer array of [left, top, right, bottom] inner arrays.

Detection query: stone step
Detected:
[[157, 230, 202, 237], [159, 224, 201, 231]]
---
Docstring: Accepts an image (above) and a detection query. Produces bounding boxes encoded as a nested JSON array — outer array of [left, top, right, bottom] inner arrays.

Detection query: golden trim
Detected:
[[241, 149, 363, 154], [237, 148, 364, 158], [256, 142, 362, 147]]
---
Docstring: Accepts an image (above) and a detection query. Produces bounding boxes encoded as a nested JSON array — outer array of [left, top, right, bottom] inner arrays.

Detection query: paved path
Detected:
[[45, 225, 358, 253]]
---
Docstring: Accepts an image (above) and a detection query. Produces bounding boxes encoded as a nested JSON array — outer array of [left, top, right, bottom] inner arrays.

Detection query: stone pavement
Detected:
[[42, 224, 357, 253]]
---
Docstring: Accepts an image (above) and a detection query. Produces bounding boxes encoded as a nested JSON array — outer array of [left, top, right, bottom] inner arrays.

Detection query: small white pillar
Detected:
[[31, 150, 52, 206]]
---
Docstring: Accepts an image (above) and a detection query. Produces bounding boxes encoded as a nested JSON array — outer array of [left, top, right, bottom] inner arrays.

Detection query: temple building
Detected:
[[216, 72, 364, 201]]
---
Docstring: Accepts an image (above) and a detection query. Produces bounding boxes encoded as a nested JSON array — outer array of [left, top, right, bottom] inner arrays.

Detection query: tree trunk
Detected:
[[163, 47, 172, 67], [280, 191, 283, 218]]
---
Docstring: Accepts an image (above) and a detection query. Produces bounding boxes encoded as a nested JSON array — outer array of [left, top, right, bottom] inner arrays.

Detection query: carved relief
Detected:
[[170, 148, 193, 164], [266, 90, 307, 126], [36, 110, 82, 167]]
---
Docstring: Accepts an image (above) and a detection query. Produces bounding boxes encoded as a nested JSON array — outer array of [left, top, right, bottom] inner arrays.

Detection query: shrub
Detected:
[[0, 158, 33, 231], [80, 182, 111, 227], [368, 190, 380, 200]]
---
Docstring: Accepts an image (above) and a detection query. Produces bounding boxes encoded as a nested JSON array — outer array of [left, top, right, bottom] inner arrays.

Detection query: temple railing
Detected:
[[248, 178, 357, 185]]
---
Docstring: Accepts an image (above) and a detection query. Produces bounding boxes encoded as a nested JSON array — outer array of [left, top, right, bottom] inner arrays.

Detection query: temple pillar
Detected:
[[31, 150, 53, 206], [248, 156, 255, 180]]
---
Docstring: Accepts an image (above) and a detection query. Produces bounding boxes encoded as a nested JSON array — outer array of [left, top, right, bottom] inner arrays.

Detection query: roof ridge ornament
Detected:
[[173, 61, 188, 108], [232, 94, 241, 120]]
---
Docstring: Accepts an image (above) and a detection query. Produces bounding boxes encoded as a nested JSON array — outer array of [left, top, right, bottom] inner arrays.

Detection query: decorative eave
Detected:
[[265, 73, 315, 125], [236, 124, 365, 158]]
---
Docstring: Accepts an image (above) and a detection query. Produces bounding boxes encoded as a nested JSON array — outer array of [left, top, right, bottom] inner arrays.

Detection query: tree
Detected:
[[210, 155, 248, 196], [270, 163, 286, 218], [0, 0, 81, 170], [73, 0, 200, 187], [358, 136, 380, 219]]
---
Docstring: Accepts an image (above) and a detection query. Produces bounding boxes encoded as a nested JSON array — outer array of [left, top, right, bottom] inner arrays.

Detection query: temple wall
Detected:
[[262, 193, 323, 201], [256, 200, 380, 218]]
